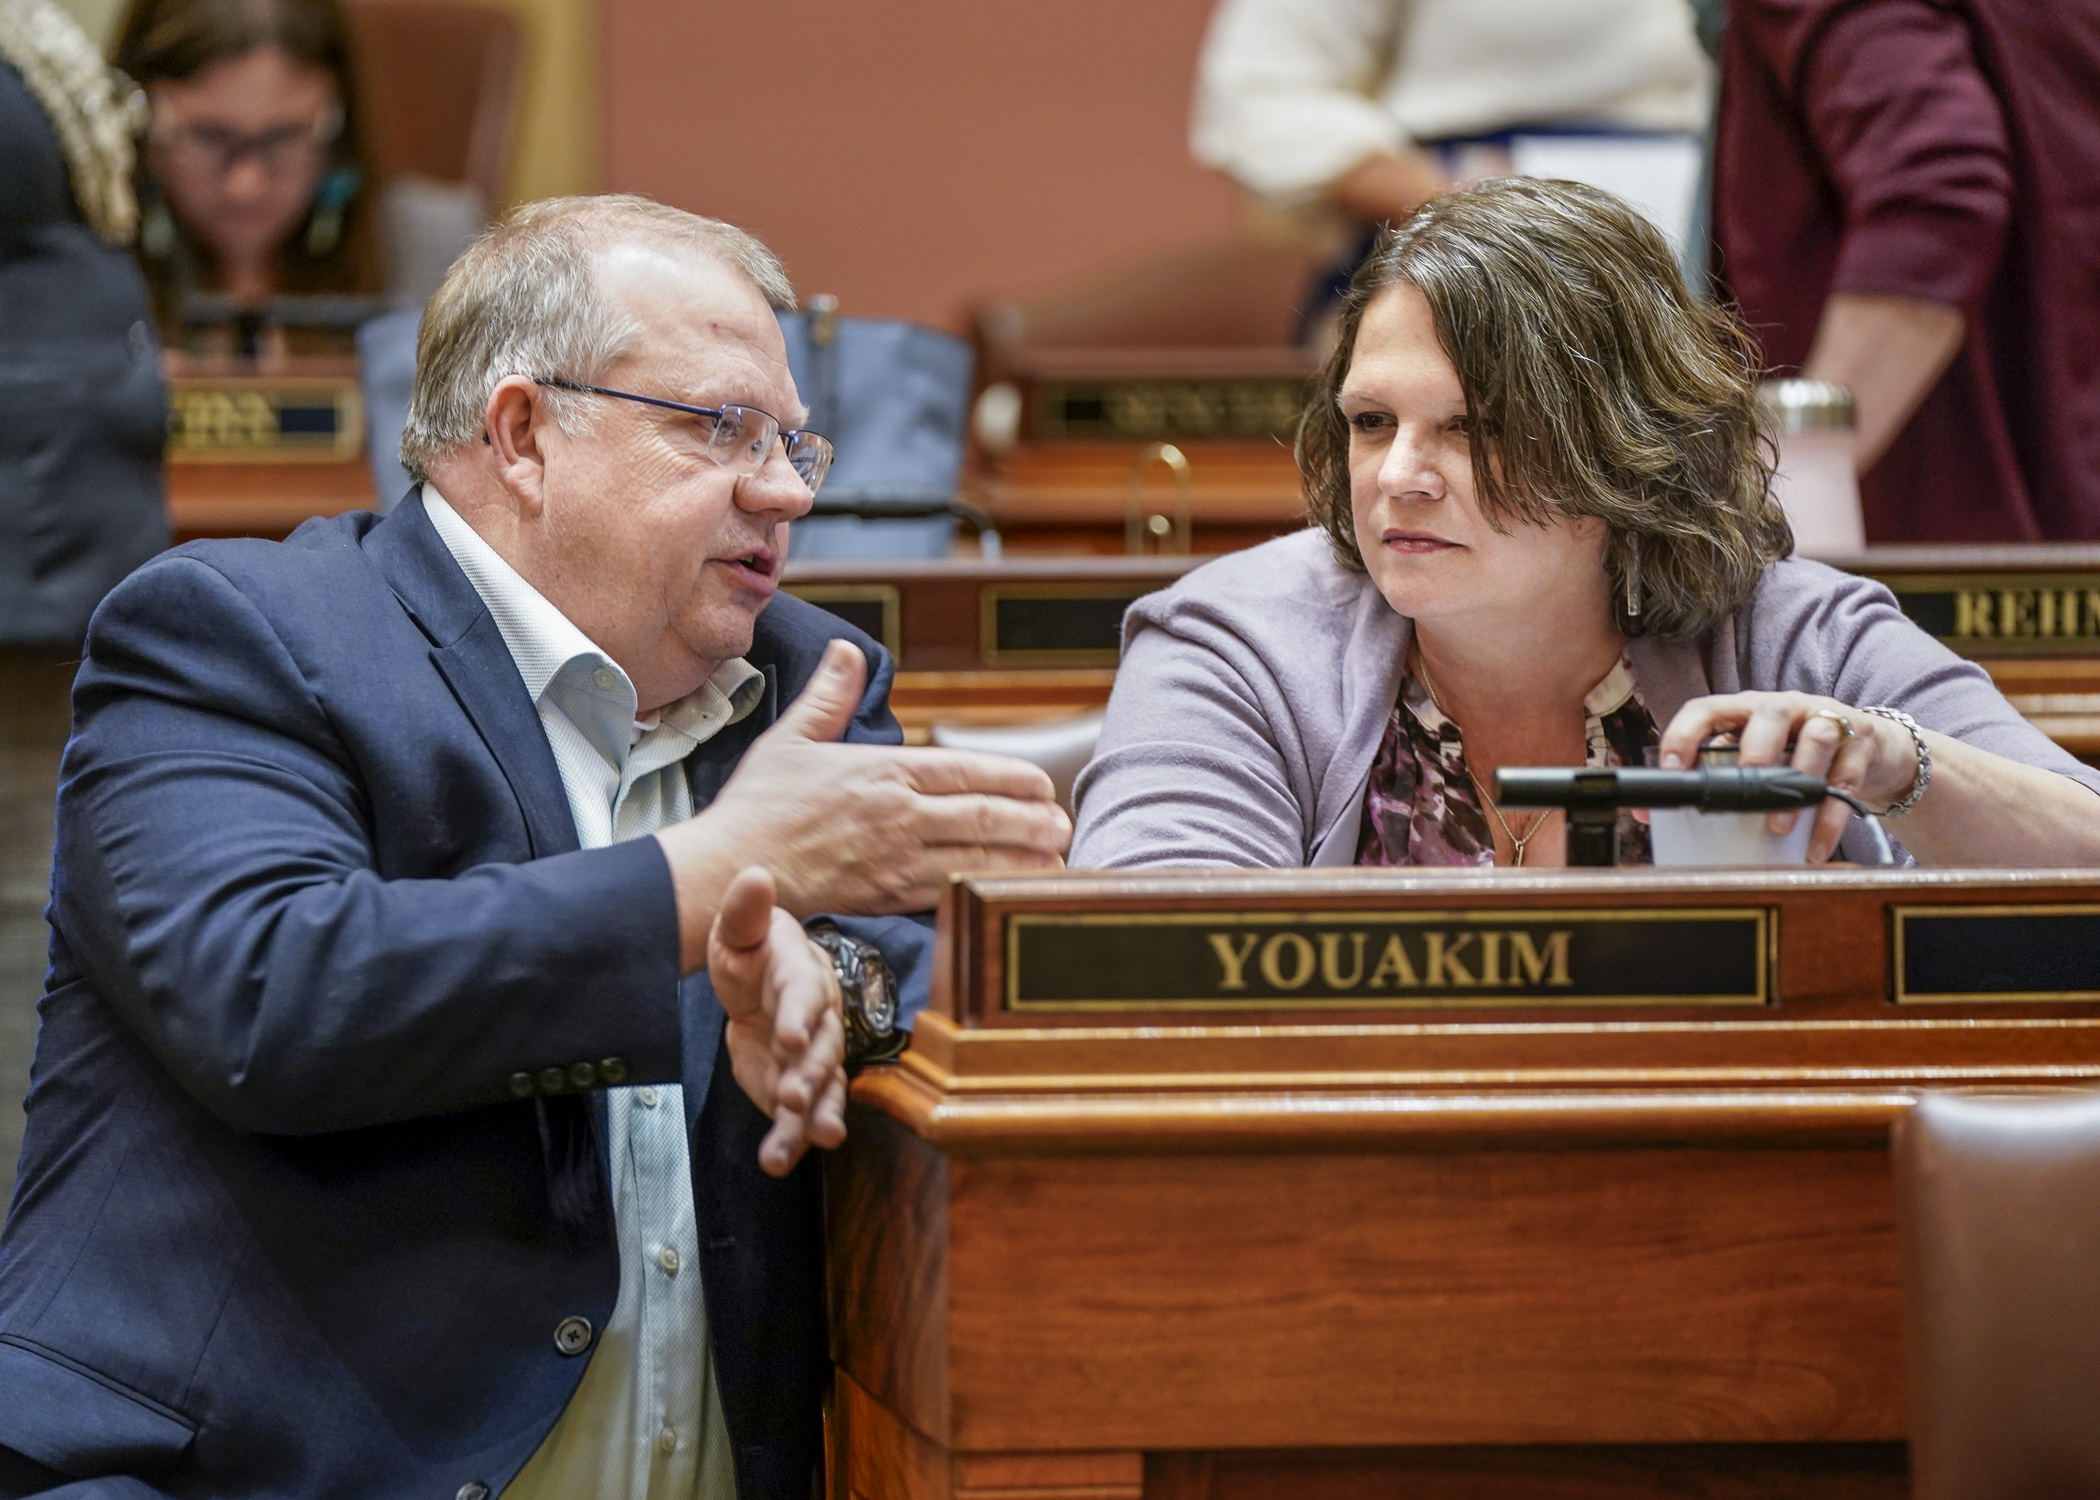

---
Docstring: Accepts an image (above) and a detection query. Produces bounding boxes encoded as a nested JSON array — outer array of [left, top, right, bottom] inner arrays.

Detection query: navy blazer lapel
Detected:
[[363, 493, 579, 858]]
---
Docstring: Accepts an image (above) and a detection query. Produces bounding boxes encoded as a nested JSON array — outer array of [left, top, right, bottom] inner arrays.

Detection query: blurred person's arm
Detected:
[[1191, 0, 1433, 210], [1801, 292, 1966, 471], [1332, 149, 1452, 225], [1738, 0, 2011, 473]]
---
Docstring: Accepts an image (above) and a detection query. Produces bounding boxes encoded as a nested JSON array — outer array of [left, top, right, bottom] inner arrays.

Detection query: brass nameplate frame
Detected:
[[980, 584, 1144, 664], [167, 378, 364, 463], [784, 583, 901, 659], [1031, 378, 1308, 442], [1004, 907, 1774, 1011], [1871, 572, 2100, 654], [1892, 903, 2100, 1003]]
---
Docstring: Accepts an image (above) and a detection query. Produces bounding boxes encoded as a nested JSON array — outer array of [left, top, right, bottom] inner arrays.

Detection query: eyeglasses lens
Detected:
[[707, 404, 831, 494], [706, 405, 776, 474], [786, 432, 834, 495]]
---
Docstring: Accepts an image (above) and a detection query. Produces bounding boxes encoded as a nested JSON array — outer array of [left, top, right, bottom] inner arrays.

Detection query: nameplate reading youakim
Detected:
[[1004, 908, 1772, 1011]]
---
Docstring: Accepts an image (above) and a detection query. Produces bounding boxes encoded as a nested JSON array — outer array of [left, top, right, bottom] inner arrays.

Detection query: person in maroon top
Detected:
[[1711, 0, 2100, 542]]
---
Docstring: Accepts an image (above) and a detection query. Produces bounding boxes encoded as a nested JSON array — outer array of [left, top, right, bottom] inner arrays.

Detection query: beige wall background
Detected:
[[58, 0, 598, 205], [599, 0, 1244, 331]]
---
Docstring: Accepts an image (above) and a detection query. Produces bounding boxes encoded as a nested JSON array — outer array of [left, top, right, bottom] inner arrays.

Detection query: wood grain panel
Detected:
[[830, 1109, 952, 1445], [938, 1145, 1903, 1453]]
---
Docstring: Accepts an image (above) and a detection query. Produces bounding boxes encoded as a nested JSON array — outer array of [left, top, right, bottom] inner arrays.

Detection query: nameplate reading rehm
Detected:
[[1877, 574, 2100, 654], [1005, 908, 1772, 1011]]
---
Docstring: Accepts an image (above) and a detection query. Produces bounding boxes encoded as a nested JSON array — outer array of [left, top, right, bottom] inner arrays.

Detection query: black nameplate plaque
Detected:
[[982, 587, 1145, 662], [1872, 573, 2100, 654], [1033, 378, 1308, 441], [167, 378, 363, 462], [783, 584, 900, 658], [1005, 908, 1773, 1011], [1893, 904, 2100, 1002]]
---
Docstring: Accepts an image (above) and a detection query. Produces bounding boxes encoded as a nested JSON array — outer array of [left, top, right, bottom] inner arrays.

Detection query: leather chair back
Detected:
[[930, 713, 1104, 813], [1896, 1088, 2100, 1499]]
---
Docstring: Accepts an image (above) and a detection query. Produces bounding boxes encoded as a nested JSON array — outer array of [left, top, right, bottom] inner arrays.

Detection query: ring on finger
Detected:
[[1810, 708, 1855, 740]]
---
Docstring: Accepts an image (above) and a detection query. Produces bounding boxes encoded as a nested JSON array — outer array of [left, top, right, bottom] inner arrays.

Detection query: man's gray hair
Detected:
[[398, 194, 796, 483]]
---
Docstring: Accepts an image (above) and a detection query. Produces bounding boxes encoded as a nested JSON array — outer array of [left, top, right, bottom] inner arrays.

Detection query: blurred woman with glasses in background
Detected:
[[116, 0, 387, 354]]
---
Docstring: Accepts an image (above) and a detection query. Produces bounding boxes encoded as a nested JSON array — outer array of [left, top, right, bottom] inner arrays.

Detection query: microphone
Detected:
[[1490, 764, 1872, 867], [1494, 764, 1836, 813]]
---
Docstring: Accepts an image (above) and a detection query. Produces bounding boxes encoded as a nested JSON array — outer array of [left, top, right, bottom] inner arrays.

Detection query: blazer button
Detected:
[[567, 1060, 597, 1089], [506, 1073, 535, 1099], [599, 1056, 629, 1085], [536, 1066, 567, 1096], [553, 1315, 594, 1356], [456, 1484, 490, 1500]]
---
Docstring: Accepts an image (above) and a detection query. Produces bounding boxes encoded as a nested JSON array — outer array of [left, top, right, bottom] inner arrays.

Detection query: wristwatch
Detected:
[[805, 923, 905, 1072]]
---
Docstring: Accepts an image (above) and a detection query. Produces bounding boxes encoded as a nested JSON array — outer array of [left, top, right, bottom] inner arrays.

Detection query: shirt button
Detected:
[[552, 1315, 594, 1356], [457, 1484, 490, 1500], [594, 667, 617, 690], [636, 1086, 658, 1108], [657, 1245, 680, 1276], [658, 1427, 679, 1455]]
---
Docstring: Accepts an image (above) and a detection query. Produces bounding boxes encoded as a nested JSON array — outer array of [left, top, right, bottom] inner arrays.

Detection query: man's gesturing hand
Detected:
[[710, 866, 849, 1177], [658, 639, 1071, 969]]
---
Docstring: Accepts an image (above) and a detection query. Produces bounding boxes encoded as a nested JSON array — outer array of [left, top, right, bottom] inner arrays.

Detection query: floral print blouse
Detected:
[[1355, 656, 1659, 867]]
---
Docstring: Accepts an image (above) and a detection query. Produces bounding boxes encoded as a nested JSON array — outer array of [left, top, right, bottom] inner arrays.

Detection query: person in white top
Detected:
[[1193, 0, 1713, 273]]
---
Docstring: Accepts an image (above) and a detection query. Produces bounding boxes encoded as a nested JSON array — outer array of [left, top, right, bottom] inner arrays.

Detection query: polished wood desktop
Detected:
[[826, 867, 2100, 1499]]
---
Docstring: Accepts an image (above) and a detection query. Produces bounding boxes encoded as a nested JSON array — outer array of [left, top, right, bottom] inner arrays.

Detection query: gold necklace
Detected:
[[1414, 652, 1558, 868]]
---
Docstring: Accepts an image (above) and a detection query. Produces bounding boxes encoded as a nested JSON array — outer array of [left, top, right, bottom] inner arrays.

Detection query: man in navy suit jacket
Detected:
[[0, 196, 1068, 1499]]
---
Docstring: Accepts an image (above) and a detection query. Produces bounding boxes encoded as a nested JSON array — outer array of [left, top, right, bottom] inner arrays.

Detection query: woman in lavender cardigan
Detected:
[[1070, 179, 2100, 871]]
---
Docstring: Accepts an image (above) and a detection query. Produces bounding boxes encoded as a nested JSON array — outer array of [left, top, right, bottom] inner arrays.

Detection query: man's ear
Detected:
[[484, 376, 553, 518]]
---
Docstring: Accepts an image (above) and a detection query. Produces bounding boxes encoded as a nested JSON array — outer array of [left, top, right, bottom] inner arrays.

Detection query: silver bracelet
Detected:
[[1859, 705, 1931, 816]]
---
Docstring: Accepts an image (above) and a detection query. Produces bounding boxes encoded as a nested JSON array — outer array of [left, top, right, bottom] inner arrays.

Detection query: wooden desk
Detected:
[[828, 868, 2100, 1499], [163, 358, 376, 543], [784, 549, 2100, 755]]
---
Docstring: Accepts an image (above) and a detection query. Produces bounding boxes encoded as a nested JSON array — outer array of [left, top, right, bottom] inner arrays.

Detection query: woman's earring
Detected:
[[1624, 537, 1643, 619]]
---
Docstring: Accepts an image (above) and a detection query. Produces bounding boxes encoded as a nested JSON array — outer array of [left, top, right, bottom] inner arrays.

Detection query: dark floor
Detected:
[[0, 650, 76, 1206]]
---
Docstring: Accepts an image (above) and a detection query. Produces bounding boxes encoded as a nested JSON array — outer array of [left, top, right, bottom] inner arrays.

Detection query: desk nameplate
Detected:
[[1004, 907, 1773, 1012], [167, 377, 364, 463], [1893, 903, 2100, 1003], [783, 583, 901, 659], [1874, 572, 2100, 655], [980, 584, 1145, 663]]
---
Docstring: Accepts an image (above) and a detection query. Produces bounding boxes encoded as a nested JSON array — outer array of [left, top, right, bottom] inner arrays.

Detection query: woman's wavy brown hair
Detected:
[[1297, 176, 1789, 640]]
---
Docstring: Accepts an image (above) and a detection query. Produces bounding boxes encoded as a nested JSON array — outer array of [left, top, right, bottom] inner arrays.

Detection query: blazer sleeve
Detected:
[[1738, 0, 2013, 305], [53, 555, 687, 1137]]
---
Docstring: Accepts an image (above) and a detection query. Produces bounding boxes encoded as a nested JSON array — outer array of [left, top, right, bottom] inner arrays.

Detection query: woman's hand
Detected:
[[1659, 692, 1921, 862]]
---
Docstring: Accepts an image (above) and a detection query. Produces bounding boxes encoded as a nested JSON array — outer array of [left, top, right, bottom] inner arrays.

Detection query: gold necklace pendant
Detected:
[[1419, 650, 1559, 869]]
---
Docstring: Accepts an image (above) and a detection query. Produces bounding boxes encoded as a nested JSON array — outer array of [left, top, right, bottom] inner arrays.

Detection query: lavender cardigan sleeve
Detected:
[[1069, 532, 2100, 870]]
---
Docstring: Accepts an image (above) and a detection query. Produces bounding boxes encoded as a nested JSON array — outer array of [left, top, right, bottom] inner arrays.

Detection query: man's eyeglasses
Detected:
[[538, 379, 833, 495]]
